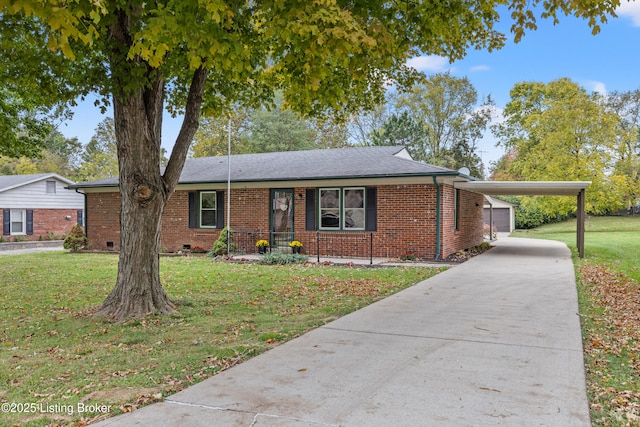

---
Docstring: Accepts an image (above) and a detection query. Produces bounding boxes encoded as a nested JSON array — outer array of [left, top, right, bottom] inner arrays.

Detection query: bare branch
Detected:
[[162, 67, 209, 196]]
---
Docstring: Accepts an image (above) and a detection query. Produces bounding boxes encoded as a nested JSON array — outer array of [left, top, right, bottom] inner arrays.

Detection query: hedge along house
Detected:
[[1, 173, 85, 241], [69, 146, 487, 260]]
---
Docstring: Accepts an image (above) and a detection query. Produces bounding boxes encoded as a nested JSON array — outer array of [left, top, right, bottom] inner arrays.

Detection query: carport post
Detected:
[[489, 203, 494, 241], [577, 189, 585, 258]]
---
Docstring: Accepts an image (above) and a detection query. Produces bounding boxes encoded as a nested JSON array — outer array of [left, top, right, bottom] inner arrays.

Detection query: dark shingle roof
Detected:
[[71, 146, 458, 188]]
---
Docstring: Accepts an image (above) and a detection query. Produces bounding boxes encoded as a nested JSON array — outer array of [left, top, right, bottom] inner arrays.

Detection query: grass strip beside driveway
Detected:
[[0, 252, 441, 426]]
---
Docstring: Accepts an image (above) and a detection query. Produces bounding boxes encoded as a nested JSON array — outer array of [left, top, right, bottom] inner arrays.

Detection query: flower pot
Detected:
[[292, 247, 301, 254], [258, 247, 267, 254]]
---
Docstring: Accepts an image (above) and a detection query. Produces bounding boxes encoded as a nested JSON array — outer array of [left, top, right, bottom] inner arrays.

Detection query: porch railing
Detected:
[[230, 230, 375, 264]]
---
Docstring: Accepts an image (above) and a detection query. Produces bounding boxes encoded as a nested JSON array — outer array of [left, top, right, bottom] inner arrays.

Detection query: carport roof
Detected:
[[456, 180, 591, 259], [454, 181, 591, 196]]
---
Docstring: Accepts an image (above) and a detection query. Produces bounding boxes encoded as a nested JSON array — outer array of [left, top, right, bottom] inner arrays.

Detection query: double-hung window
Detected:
[[454, 188, 460, 231], [11, 210, 25, 234], [199, 191, 217, 228], [3, 209, 33, 236], [343, 188, 365, 229], [320, 189, 340, 229], [319, 187, 365, 230], [188, 190, 224, 229]]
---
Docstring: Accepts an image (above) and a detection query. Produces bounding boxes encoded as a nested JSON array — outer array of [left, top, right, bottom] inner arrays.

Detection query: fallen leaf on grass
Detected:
[[579, 264, 640, 423]]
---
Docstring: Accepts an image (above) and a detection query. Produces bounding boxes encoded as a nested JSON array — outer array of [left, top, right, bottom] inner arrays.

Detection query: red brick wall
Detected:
[[440, 184, 485, 258], [1, 209, 80, 241], [161, 188, 270, 252], [85, 184, 484, 258], [85, 192, 119, 250], [85, 189, 272, 252], [375, 184, 439, 258]]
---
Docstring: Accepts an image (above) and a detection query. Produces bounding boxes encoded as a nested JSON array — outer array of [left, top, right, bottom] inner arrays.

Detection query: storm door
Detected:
[[270, 189, 294, 248]]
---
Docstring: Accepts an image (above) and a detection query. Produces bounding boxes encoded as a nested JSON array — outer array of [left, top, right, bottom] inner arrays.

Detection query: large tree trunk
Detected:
[[94, 9, 209, 321], [93, 76, 176, 320]]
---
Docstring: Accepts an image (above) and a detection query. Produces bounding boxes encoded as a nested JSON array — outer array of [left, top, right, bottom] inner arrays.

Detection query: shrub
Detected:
[[63, 224, 88, 252], [46, 231, 62, 240], [259, 252, 308, 265], [400, 251, 417, 261], [211, 227, 236, 256], [477, 242, 492, 250], [515, 206, 571, 229]]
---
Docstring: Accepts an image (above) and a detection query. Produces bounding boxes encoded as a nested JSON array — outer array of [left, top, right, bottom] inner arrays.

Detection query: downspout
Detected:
[[75, 189, 87, 238], [432, 176, 441, 261]]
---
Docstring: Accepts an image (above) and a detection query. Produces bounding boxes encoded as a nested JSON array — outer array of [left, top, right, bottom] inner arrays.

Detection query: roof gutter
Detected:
[[433, 176, 441, 261], [67, 171, 464, 190]]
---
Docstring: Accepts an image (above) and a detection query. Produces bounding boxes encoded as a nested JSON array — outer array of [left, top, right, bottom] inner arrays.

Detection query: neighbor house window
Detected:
[[46, 180, 56, 194], [319, 187, 365, 230], [11, 209, 25, 234], [3, 209, 33, 236], [199, 191, 217, 228]]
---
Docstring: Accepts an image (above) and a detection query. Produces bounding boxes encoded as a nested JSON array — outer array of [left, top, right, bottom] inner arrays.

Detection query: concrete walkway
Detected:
[[0, 240, 64, 255], [95, 236, 589, 426]]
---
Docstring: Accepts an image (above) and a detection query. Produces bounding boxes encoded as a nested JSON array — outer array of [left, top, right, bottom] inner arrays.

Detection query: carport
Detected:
[[454, 181, 591, 258]]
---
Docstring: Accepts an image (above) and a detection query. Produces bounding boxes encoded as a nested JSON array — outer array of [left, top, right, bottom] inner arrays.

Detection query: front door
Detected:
[[270, 189, 294, 248]]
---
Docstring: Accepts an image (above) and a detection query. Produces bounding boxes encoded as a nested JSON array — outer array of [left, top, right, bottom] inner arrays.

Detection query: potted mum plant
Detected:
[[289, 240, 303, 254], [255, 239, 270, 254]]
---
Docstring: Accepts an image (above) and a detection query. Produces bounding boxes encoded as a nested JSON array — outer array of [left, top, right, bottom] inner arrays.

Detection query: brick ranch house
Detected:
[[70, 146, 487, 260], [1, 173, 84, 241]]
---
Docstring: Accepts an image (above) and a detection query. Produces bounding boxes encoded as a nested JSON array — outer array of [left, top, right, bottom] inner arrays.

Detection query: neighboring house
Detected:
[[1, 173, 84, 241], [484, 196, 516, 233], [70, 146, 486, 259]]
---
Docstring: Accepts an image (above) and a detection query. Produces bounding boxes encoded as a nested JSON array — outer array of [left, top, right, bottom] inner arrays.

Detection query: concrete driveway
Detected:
[[95, 236, 589, 426]]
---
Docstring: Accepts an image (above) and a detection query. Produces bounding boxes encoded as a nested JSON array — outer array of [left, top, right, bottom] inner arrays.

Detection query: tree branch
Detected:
[[144, 68, 165, 148], [162, 67, 209, 196]]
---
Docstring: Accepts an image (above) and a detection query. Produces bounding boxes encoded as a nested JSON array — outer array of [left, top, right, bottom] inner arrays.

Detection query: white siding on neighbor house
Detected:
[[0, 178, 84, 209]]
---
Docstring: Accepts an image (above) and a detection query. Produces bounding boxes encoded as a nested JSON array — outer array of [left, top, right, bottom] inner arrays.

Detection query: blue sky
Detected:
[[408, 2, 640, 166], [59, 3, 640, 168]]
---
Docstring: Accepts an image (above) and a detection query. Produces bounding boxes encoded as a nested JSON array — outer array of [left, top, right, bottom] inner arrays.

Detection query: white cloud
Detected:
[[488, 105, 505, 125], [585, 80, 607, 95], [617, 1, 640, 26], [470, 65, 490, 73], [406, 55, 450, 72]]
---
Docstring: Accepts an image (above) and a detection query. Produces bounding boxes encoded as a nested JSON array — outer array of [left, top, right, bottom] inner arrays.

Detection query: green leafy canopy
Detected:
[[0, 0, 621, 121]]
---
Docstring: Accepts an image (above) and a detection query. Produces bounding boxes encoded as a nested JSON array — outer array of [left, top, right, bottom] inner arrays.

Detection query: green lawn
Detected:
[[517, 216, 640, 281], [0, 253, 441, 426], [518, 215, 640, 426]]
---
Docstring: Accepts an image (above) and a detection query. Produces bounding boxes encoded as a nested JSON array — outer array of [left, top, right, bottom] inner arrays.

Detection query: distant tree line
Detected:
[[3, 76, 639, 227], [191, 72, 493, 179], [0, 73, 495, 181]]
